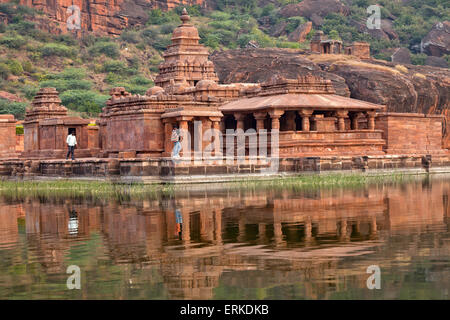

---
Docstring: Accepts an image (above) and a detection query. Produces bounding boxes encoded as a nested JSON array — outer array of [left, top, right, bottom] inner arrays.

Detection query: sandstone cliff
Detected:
[[1, 0, 209, 35], [211, 49, 450, 148]]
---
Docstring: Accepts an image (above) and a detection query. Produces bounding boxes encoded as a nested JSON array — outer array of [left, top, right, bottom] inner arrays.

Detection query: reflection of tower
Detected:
[[338, 219, 349, 242], [444, 194, 449, 231], [0, 204, 20, 246], [68, 209, 78, 235]]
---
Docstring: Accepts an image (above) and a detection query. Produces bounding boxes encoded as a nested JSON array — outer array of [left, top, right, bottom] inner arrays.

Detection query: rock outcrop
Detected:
[[211, 48, 450, 148], [279, 0, 349, 26], [391, 48, 411, 65], [210, 48, 351, 97], [2, 0, 210, 35], [288, 21, 313, 43], [422, 21, 450, 57]]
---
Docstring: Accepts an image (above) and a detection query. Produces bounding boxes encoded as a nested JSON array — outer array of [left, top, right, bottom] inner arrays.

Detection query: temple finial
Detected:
[[180, 8, 190, 24]]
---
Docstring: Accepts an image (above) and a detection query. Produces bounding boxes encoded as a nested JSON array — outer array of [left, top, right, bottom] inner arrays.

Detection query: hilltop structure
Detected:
[[0, 9, 448, 180], [310, 31, 371, 59]]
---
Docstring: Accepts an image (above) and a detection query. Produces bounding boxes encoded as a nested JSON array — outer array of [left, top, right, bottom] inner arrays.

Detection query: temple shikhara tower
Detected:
[[0, 9, 448, 179], [155, 8, 218, 89]]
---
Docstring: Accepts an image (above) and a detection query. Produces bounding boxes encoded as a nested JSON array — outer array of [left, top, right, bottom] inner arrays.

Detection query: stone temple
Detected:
[[0, 9, 449, 180]]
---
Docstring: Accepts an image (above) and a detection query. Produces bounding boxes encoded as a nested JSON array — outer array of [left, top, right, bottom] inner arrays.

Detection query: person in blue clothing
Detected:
[[171, 125, 182, 158]]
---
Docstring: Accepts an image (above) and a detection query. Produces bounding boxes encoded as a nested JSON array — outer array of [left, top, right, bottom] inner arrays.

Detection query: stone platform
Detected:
[[1, 154, 450, 184]]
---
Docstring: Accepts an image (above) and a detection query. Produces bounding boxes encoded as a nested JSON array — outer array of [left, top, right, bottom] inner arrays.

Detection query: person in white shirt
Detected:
[[66, 132, 77, 160]]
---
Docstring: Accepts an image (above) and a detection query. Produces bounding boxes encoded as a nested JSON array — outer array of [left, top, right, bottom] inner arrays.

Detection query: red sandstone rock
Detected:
[[279, 0, 350, 25], [426, 56, 449, 68], [350, 19, 398, 41], [288, 21, 312, 43], [1, 0, 210, 35], [210, 48, 351, 97], [422, 21, 450, 57], [0, 91, 23, 102], [391, 48, 411, 65]]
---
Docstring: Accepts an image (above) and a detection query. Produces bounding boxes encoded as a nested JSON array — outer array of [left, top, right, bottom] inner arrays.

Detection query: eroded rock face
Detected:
[[426, 56, 449, 68], [210, 48, 351, 97], [279, 0, 349, 26], [2, 0, 209, 35], [391, 48, 411, 65], [211, 48, 450, 148], [422, 21, 450, 57], [288, 21, 313, 43]]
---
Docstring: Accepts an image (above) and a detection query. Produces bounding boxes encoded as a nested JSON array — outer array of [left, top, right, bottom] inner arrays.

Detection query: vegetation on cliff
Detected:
[[0, 1, 448, 119]]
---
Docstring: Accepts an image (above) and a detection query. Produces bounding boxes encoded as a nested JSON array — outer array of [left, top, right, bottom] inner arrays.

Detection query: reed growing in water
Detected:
[[0, 173, 412, 201]]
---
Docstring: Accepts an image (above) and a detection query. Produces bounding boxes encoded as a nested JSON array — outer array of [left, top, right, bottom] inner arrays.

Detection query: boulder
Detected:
[[350, 19, 398, 41], [210, 48, 351, 97], [279, 0, 350, 25], [425, 56, 448, 68], [422, 21, 450, 57], [288, 22, 313, 43], [391, 48, 411, 65]]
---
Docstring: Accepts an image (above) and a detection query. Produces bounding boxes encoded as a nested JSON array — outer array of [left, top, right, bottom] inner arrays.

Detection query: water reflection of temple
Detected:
[[0, 178, 449, 299]]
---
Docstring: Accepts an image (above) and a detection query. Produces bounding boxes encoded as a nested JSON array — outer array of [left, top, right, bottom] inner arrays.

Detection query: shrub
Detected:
[[102, 60, 128, 74], [16, 125, 24, 135], [39, 79, 92, 92], [120, 30, 140, 44], [411, 53, 427, 66], [40, 43, 75, 57], [147, 9, 179, 25], [9, 20, 35, 36], [0, 62, 10, 79], [153, 34, 171, 51], [88, 41, 120, 58], [20, 84, 39, 100], [130, 75, 152, 86], [22, 60, 34, 73], [6, 59, 23, 76], [0, 34, 26, 48], [0, 99, 28, 119], [60, 90, 109, 115], [44, 68, 86, 81]]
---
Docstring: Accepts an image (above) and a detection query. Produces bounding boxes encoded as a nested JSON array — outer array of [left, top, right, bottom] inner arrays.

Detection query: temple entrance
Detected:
[[68, 128, 76, 135], [224, 115, 236, 131]]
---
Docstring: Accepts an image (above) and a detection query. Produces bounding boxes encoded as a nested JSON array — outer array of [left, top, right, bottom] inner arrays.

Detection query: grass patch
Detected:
[[395, 64, 408, 73], [0, 173, 412, 201], [307, 54, 402, 75], [0, 180, 175, 202], [235, 173, 411, 191]]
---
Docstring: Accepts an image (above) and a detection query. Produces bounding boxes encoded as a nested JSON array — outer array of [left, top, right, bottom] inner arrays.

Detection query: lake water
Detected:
[[0, 175, 449, 299]]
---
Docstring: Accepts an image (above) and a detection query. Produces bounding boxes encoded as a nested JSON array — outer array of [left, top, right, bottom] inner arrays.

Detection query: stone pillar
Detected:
[[299, 109, 313, 132], [253, 112, 267, 131], [214, 209, 222, 245], [163, 120, 173, 157], [195, 119, 202, 159], [258, 223, 266, 243], [210, 117, 222, 157], [366, 111, 376, 130], [335, 111, 349, 131], [234, 113, 245, 131], [269, 110, 284, 131], [238, 214, 246, 242], [178, 118, 190, 158], [350, 112, 361, 130], [181, 210, 190, 243]]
